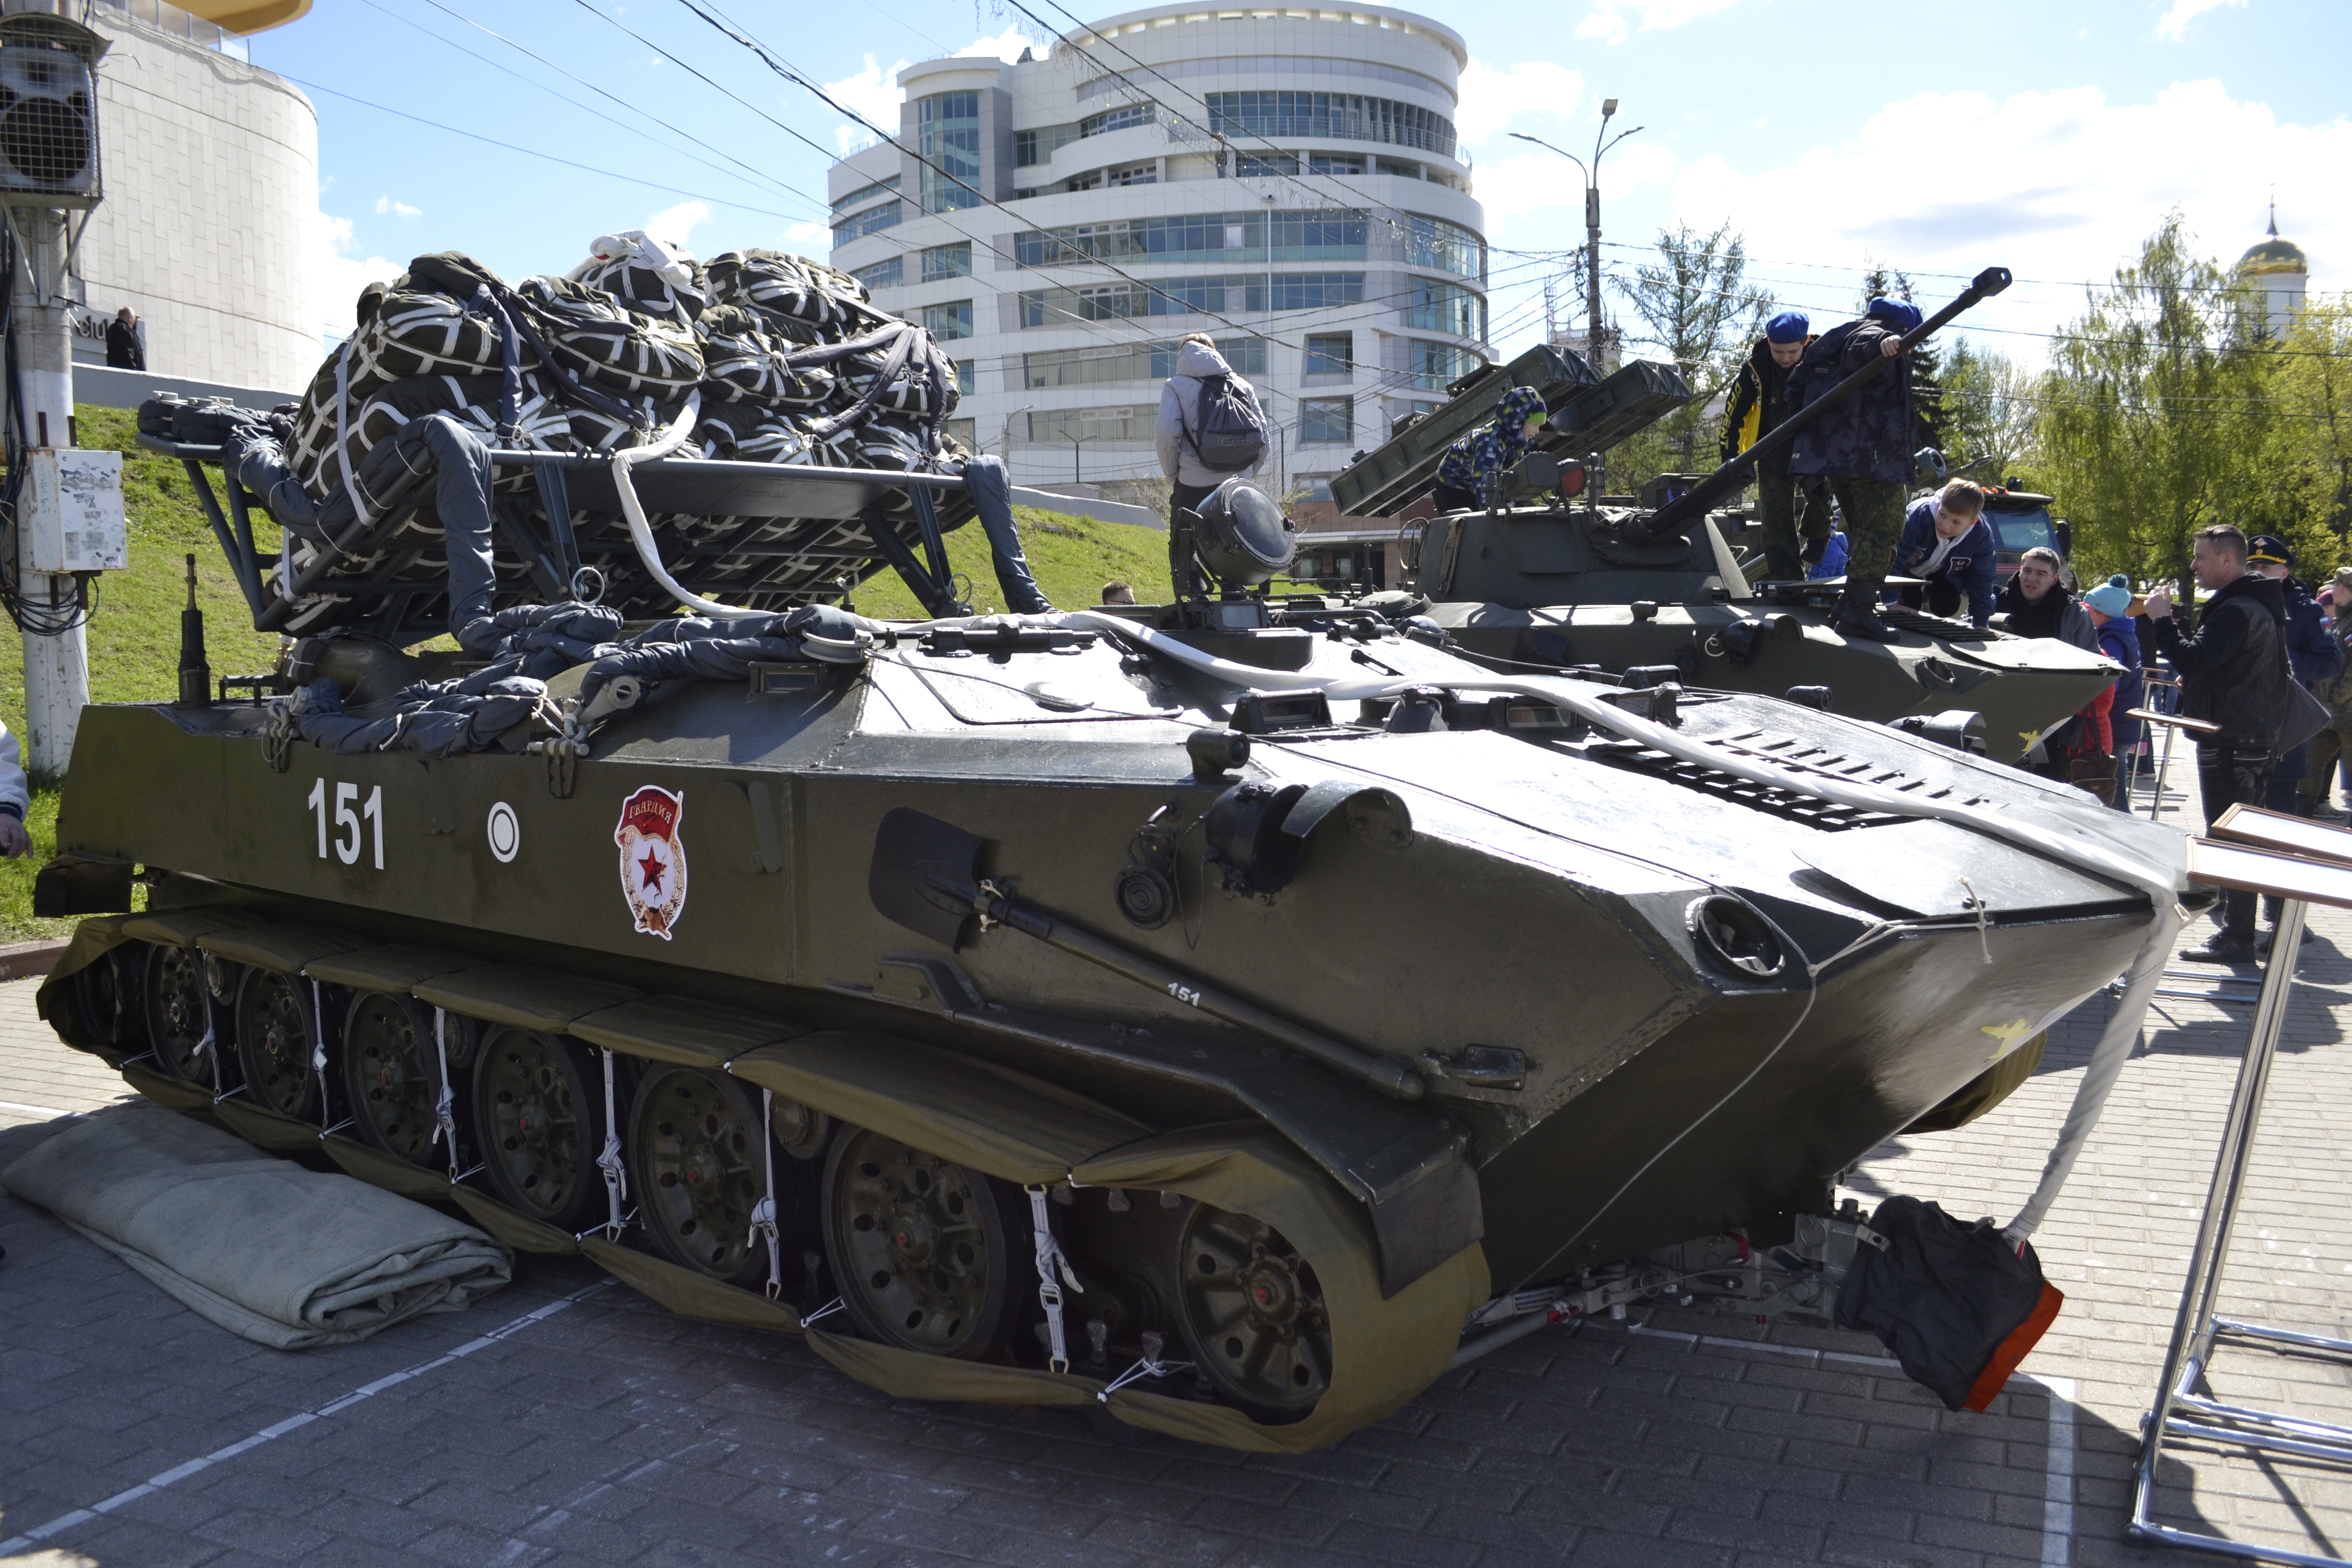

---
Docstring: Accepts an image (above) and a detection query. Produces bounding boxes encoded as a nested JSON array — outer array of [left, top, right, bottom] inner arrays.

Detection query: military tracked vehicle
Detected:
[[1332, 270, 2115, 763], [30, 259, 2189, 1451]]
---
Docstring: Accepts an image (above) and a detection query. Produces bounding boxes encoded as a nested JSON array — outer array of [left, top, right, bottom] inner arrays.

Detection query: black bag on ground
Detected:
[[1834, 1194, 2063, 1412]]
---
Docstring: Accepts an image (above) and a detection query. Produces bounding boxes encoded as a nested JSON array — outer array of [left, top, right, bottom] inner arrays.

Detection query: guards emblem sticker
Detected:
[[615, 786, 687, 939]]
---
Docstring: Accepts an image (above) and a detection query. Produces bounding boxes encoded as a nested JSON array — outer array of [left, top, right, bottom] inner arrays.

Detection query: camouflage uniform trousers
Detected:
[[1754, 452, 1834, 582], [1826, 476, 1906, 588], [2301, 720, 2352, 808]]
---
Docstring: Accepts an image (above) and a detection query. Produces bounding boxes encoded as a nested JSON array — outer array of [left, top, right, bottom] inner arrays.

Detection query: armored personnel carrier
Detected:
[[31, 253, 2188, 1452], [1332, 270, 2115, 763]]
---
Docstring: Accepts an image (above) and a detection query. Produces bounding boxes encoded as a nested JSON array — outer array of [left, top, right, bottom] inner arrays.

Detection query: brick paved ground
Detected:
[[2, 747, 2348, 1567]]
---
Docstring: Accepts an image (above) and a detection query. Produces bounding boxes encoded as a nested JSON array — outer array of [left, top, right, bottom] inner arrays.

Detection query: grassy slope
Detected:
[[0, 412, 1171, 938]]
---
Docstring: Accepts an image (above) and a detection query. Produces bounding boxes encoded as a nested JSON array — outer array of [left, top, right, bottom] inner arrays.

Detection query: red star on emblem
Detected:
[[638, 846, 666, 891]]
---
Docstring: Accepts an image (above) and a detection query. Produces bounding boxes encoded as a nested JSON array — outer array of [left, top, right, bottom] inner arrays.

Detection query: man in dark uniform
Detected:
[[1787, 297, 1921, 644], [105, 307, 144, 371], [2145, 525, 2294, 963], [1721, 310, 1831, 582]]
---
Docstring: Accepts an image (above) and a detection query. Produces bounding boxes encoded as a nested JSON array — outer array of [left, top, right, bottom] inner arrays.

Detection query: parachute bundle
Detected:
[[268, 228, 968, 634]]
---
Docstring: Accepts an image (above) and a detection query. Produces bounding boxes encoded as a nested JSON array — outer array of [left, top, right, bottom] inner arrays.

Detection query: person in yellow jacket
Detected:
[[1721, 310, 1833, 582]]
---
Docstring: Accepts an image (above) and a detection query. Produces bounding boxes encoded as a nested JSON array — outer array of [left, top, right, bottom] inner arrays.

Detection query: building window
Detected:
[[945, 418, 977, 451], [918, 91, 983, 212], [954, 359, 975, 394], [1065, 171, 1102, 193], [851, 257, 902, 291], [1107, 163, 1158, 186], [1411, 339, 1479, 391], [1028, 406, 1150, 443], [1408, 278, 1485, 339], [1307, 153, 1363, 175], [830, 175, 899, 214], [1406, 214, 1486, 284], [1080, 102, 1155, 137], [1023, 338, 1267, 388], [1270, 272, 1363, 311], [1304, 333, 1353, 377], [1016, 124, 1080, 166], [1270, 210, 1366, 261], [830, 200, 901, 248], [1206, 91, 1458, 158], [1226, 152, 1298, 178], [921, 241, 972, 283], [1300, 398, 1354, 444], [1378, 158, 1424, 180], [922, 301, 973, 340], [1020, 275, 1266, 326]]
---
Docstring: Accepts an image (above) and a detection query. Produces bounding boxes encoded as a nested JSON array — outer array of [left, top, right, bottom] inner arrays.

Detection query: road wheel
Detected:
[[1168, 1202, 1332, 1422], [342, 991, 445, 1166], [235, 968, 320, 1122], [472, 1027, 604, 1231], [820, 1125, 1022, 1359], [629, 1065, 771, 1287], [143, 944, 214, 1088]]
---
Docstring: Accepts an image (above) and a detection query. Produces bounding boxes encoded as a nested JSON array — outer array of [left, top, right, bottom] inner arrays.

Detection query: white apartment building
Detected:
[[825, 3, 1487, 506]]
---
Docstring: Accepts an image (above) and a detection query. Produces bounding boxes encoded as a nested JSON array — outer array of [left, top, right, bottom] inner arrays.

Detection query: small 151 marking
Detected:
[[305, 778, 384, 869]]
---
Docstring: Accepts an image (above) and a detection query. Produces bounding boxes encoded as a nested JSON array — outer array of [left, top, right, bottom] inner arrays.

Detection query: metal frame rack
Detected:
[[2131, 805, 2352, 1567]]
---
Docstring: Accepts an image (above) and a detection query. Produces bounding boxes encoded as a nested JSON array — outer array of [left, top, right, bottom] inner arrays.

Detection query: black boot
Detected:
[[2182, 932, 2259, 965], [1831, 584, 1900, 643]]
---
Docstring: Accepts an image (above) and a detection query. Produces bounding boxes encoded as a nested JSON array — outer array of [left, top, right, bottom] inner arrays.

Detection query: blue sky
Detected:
[[248, 0, 2347, 367]]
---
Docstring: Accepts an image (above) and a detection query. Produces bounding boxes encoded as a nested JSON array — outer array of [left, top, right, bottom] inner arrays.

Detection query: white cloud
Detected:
[[373, 194, 420, 219], [314, 209, 400, 346], [1639, 80, 2350, 359], [643, 200, 710, 251], [823, 53, 910, 154], [956, 24, 1042, 64], [1575, 0, 1741, 45], [784, 220, 831, 250], [1453, 59, 1583, 147], [2155, 0, 2247, 41]]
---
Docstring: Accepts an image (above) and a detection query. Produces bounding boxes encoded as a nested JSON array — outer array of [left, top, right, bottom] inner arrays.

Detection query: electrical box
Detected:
[[26, 448, 127, 573]]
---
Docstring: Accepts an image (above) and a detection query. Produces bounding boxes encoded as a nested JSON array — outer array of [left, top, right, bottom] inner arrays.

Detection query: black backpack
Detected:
[[1180, 372, 1269, 473]]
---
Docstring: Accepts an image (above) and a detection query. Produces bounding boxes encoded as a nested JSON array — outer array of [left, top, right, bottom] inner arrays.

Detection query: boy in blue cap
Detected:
[[1431, 385, 1550, 513], [1787, 296, 1923, 642], [1721, 310, 1831, 582]]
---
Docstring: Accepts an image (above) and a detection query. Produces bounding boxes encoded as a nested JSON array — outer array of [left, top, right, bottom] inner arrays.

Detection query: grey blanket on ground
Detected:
[[2, 1101, 511, 1349]]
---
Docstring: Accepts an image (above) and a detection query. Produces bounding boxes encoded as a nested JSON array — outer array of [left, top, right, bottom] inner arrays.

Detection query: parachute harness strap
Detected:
[[1099, 1331, 1192, 1403], [748, 1087, 783, 1300], [198, 966, 223, 1101], [307, 976, 331, 1129], [431, 1006, 461, 1180], [1025, 1183, 1085, 1375], [1956, 876, 1994, 965], [596, 1048, 628, 1240]]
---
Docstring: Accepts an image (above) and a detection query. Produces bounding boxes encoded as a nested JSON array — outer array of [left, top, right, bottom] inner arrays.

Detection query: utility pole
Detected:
[[1, 12, 117, 780], [1512, 101, 1641, 371]]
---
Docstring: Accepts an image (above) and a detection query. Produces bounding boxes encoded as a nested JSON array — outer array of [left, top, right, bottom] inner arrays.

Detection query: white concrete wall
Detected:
[[71, 11, 317, 393]]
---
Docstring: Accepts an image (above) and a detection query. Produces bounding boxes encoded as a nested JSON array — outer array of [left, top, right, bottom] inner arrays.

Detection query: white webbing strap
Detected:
[[596, 1048, 628, 1239], [307, 976, 331, 1128], [1025, 1183, 1085, 1375], [431, 1006, 460, 1179], [198, 976, 222, 1100], [748, 1087, 783, 1300], [1098, 1330, 1191, 1402], [332, 338, 372, 529]]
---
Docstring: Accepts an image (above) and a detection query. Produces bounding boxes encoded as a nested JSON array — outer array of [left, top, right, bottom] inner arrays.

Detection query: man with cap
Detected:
[[1891, 479, 1999, 627], [1786, 297, 1924, 643], [1431, 385, 1550, 514], [1721, 311, 1832, 582], [2302, 564, 2352, 820]]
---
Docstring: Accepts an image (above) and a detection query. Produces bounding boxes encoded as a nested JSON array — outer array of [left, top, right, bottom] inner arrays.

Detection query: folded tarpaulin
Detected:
[[2, 1100, 512, 1349]]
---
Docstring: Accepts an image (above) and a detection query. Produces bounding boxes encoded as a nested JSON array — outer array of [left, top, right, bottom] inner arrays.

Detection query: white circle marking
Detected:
[[487, 801, 520, 864]]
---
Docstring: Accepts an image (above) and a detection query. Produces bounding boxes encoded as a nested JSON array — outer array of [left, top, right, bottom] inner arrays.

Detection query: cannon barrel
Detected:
[[1639, 266, 2015, 541]]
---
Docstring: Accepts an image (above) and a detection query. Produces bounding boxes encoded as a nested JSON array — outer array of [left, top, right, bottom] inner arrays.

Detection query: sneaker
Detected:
[[2181, 935, 2259, 965]]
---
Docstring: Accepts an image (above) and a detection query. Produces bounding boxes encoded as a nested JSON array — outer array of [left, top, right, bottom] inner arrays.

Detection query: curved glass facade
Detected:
[[1205, 91, 1456, 158], [918, 91, 983, 212]]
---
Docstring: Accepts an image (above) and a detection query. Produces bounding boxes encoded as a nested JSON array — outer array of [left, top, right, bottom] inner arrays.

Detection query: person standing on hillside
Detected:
[[2145, 525, 2294, 964], [1786, 297, 1923, 643], [1721, 311, 1833, 582], [105, 307, 144, 371], [1156, 333, 1268, 599]]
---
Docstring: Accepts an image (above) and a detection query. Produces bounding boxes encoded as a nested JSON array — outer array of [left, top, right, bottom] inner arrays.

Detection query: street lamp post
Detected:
[[1511, 101, 1642, 366], [1001, 405, 1036, 476], [1069, 435, 1086, 487]]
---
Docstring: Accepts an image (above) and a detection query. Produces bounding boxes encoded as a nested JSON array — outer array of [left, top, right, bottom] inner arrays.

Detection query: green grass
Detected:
[[844, 505, 1172, 619], [0, 411, 1173, 939]]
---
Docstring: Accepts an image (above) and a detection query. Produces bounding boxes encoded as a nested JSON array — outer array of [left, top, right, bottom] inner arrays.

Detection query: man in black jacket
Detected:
[[1787, 297, 1920, 643], [1720, 310, 1831, 582], [2145, 524, 2295, 963], [105, 307, 144, 371]]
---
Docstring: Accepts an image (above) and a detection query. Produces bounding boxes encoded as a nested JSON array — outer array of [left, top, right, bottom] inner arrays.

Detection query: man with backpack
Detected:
[[1156, 333, 1269, 598]]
